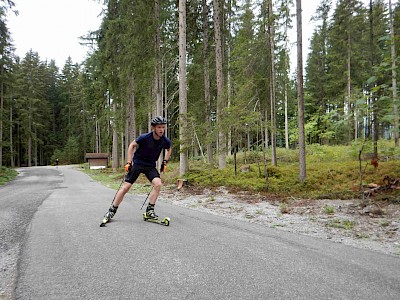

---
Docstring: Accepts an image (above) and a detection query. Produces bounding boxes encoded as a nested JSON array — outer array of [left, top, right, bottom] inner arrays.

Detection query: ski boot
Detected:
[[144, 204, 158, 220], [100, 205, 118, 227]]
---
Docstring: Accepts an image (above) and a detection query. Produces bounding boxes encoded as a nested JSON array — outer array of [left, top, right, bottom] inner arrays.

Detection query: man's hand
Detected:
[[160, 160, 168, 173], [125, 161, 132, 172]]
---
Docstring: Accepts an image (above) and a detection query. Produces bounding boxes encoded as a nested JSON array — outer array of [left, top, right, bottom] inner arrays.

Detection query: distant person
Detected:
[[103, 116, 172, 221], [55, 158, 59, 168]]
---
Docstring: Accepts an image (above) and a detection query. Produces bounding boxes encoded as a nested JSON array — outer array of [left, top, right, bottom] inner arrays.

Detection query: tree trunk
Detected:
[[9, 89, 14, 167], [227, 0, 233, 156], [120, 132, 125, 167], [94, 114, 101, 153], [213, 0, 226, 169], [369, 0, 378, 157], [179, 0, 188, 176], [154, 0, 163, 169], [0, 80, 3, 168], [127, 76, 136, 162], [284, 16, 289, 150], [112, 101, 119, 171], [296, 0, 306, 182], [28, 90, 32, 167], [268, 0, 277, 166], [283, 0, 290, 150], [202, 0, 213, 164], [367, 0, 374, 141], [154, 0, 162, 116], [264, 108, 269, 149], [34, 128, 38, 166], [28, 135, 32, 167], [261, 116, 269, 191], [389, 0, 399, 146], [284, 85, 289, 150], [347, 33, 352, 142]]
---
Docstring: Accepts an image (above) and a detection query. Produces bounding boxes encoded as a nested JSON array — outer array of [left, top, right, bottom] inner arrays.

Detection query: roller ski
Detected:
[[143, 211, 170, 226], [143, 204, 170, 226], [100, 205, 118, 227]]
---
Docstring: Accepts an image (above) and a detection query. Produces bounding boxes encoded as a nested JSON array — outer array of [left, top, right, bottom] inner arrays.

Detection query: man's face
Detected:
[[153, 124, 166, 137]]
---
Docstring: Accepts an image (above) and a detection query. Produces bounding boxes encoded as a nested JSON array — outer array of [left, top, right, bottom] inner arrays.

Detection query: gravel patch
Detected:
[[161, 186, 400, 256]]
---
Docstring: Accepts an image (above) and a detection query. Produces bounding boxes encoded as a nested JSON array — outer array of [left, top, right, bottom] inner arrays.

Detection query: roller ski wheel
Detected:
[[143, 212, 170, 226]]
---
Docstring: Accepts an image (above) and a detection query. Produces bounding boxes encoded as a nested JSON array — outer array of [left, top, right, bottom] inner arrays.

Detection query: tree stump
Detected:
[[176, 179, 188, 190]]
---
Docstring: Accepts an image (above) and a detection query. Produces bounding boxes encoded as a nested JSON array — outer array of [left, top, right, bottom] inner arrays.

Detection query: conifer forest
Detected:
[[0, 0, 399, 178]]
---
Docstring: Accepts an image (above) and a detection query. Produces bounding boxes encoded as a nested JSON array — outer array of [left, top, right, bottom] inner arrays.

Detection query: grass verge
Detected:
[[0, 167, 18, 186]]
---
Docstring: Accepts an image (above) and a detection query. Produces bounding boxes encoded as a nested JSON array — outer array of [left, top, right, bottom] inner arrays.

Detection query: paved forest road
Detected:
[[1, 166, 400, 299]]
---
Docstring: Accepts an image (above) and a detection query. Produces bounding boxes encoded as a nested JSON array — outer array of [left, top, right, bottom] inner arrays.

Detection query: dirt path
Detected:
[[161, 186, 400, 256]]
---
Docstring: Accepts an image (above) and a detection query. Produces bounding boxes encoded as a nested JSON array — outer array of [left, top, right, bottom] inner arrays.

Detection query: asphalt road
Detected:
[[1, 166, 399, 299]]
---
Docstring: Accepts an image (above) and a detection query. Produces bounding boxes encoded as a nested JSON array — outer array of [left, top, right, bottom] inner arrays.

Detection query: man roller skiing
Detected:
[[103, 116, 172, 222]]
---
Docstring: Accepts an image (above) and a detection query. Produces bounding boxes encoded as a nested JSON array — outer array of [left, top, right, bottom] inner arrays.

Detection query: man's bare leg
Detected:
[[145, 177, 163, 218], [148, 177, 162, 205], [112, 182, 132, 207]]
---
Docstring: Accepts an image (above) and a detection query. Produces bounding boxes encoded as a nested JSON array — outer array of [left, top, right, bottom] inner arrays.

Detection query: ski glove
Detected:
[[125, 161, 132, 172], [160, 160, 168, 173]]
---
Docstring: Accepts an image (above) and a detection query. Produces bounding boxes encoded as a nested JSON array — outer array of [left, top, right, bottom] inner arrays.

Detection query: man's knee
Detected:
[[120, 183, 132, 193], [152, 178, 162, 190]]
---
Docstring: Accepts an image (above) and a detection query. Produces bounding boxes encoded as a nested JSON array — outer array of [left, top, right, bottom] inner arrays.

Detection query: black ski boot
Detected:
[[104, 205, 118, 220], [100, 205, 118, 227], [144, 204, 158, 220]]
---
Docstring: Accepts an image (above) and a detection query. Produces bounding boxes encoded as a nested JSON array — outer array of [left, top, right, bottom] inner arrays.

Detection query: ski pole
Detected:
[[140, 187, 153, 210], [109, 173, 125, 206]]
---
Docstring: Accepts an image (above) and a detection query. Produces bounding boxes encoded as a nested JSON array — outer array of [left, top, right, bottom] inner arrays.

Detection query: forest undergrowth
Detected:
[[85, 142, 400, 203], [171, 142, 400, 203]]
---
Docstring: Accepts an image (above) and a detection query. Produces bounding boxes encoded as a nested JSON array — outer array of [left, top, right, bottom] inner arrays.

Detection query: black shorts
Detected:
[[125, 164, 160, 184]]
